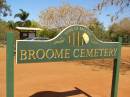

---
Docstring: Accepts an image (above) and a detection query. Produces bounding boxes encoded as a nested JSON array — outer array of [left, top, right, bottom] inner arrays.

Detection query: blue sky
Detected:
[[2, 0, 130, 28]]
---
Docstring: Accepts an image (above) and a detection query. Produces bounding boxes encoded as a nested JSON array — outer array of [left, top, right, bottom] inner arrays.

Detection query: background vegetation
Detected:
[[0, 0, 130, 45]]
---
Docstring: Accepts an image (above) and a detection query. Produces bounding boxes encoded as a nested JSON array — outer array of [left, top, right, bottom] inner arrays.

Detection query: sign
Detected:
[[16, 25, 120, 63], [6, 25, 122, 97]]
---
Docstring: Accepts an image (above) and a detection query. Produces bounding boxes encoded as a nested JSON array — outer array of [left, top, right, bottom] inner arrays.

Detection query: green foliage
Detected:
[[8, 20, 16, 29], [0, 0, 11, 17], [37, 28, 58, 39], [0, 19, 19, 43], [30, 20, 40, 27], [88, 19, 110, 41], [15, 20, 31, 27], [108, 18, 130, 42], [14, 9, 31, 27], [14, 9, 29, 21], [0, 19, 8, 41]]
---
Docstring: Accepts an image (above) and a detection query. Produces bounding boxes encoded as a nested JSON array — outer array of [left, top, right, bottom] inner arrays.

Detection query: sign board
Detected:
[[16, 25, 120, 63], [6, 25, 122, 97]]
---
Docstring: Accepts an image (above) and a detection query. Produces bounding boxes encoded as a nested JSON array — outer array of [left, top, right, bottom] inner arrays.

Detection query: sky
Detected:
[[1, 0, 130, 28]]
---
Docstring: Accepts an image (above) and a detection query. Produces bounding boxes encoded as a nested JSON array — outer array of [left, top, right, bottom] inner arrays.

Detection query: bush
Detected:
[[37, 28, 58, 39], [0, 20, 19, 44]]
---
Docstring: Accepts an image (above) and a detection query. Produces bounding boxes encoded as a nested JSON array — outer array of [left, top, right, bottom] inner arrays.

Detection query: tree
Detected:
[[95, 0, 130, 22], [8, 20, 16, 29], [0, 0, 11, 17], [30, 20, 40, 27], [119, 18, 130, 34], [39, 4, 95, 29], [88, 19, 110, 41], [37, 28, 58, 38], [14, 9, 31, 27], [108, 17, 130, 42], [0, 20, 18, 41]]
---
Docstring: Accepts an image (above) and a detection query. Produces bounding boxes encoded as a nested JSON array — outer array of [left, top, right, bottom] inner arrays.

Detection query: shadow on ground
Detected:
[[30, 87, 92, 97]]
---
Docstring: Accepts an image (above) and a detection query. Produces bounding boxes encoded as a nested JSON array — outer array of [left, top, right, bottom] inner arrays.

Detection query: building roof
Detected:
[[16, 27, 42, 31]]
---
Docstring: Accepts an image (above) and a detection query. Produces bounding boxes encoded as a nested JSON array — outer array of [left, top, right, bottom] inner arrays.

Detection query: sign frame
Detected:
[[16, 25, 120, 63]]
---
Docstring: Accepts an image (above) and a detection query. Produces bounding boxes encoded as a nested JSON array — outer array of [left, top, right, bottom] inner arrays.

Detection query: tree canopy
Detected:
[[108, 17, 130, 41], [39, 4, 95, 29], [14, 9, 31, 27], [0, 19, 18, 41], [95, 0, 130, 22], [0, 0, 11, 17]]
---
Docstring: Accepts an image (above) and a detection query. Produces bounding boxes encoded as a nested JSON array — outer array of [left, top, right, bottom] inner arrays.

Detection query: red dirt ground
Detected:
[[0, 47, 130, 97]]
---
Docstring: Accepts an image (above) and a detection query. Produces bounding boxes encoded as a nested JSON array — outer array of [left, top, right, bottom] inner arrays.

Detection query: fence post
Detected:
[[111, 37, 122, 97], [6, 32, 14, 97]]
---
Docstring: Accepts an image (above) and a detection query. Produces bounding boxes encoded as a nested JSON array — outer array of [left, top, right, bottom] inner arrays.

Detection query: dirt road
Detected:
[[0, 47, 130, 97]]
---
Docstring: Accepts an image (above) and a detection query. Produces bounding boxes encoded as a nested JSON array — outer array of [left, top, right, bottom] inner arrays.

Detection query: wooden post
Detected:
[[6, 32, 14, 97], [111, 37, 122, 97]]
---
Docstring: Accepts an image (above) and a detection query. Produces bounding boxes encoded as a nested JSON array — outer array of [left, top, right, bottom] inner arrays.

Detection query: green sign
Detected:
[[6, 25, 122, 97], [16, 25, 120, 63]]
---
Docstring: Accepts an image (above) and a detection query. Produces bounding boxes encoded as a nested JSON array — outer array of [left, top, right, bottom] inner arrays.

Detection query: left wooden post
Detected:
[[6, 32, 14, 97]]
